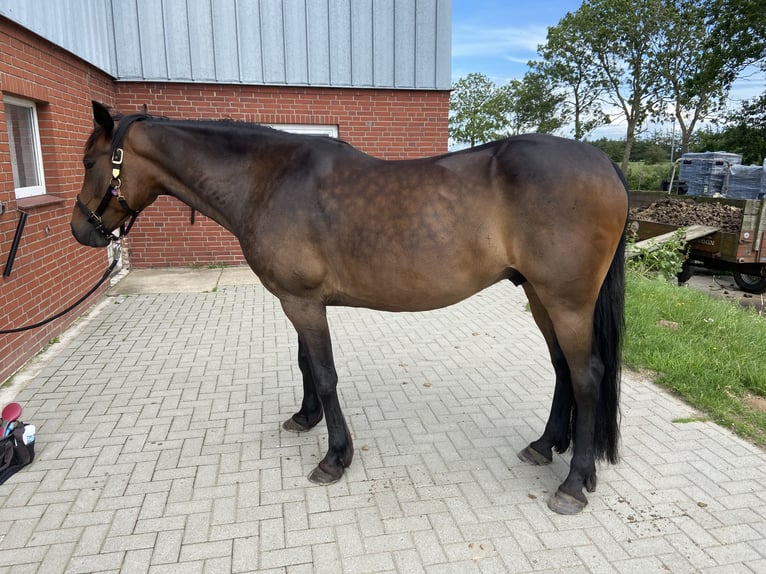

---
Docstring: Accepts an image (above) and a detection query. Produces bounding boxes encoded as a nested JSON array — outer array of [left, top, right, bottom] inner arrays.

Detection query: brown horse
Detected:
[[72, 101, 628, 514]]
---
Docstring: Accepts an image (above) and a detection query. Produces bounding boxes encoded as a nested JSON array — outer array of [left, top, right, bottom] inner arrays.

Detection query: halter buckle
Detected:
[[112, 148, 124, 179]]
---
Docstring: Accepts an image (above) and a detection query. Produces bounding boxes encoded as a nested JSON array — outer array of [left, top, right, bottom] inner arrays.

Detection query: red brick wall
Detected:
[[113, 83, 450, 268], [0, 19, 116, 383]]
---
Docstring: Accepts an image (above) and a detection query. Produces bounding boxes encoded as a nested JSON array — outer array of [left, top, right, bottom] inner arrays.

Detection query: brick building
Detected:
[[0, 0, 452, 383]]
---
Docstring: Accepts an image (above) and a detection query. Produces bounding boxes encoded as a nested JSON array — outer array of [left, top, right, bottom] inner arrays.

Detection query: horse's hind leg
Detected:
[[282, 337, 325, 432], [517, 283, 605, 514], [280, 297, 353, 484], [544, 306, 603, 514], [517, 285, 573, 465], [549, 341, 604, 514]]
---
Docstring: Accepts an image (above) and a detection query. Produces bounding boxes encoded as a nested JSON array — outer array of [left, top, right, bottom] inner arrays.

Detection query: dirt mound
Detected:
[[630, 198, 742, 233]]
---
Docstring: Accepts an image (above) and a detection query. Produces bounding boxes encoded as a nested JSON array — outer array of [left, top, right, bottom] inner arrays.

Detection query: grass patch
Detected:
[[624, 272, 766, 447], [672, 416, 709, 424]]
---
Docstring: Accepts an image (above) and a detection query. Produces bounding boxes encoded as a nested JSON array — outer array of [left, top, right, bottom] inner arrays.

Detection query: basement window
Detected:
[[3, 95, 46, 198]]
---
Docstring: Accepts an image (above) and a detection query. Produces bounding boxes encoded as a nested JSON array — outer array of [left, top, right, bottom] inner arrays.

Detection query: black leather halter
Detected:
[[75, 115, 147, 243]]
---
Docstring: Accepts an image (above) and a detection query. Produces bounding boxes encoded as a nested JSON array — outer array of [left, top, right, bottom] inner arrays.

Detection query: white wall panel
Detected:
[[0, 0, 117, 75], [186, 1, 216, 81], [112, 0, 142, 78], [350, 0, 374, 86], [260, 0, 286, 84], [0, 0, 451, 89], [237, 0, 264, 83], [284, 0, 309, 84], [213, 0, 240, 83], [137, 0, 168, 80], [162, 0, 193, 81], [306, 0, 330, 85], [372, 0, 395, 87]]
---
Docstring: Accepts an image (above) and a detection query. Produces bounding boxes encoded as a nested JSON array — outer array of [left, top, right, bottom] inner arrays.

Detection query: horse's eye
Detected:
[[83, 159, 96, 170]]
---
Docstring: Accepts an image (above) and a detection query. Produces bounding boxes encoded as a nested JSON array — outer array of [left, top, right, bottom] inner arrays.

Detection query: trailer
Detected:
[[628, 191, 766, 294]]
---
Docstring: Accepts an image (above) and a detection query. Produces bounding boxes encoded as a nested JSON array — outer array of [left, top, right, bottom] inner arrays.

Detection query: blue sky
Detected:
[[452, 0, 582, 85], [450, 0, 765, 139]]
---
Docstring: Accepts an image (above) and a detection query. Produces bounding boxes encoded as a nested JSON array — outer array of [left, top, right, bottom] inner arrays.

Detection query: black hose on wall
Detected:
[[3, 212, 28, 278]]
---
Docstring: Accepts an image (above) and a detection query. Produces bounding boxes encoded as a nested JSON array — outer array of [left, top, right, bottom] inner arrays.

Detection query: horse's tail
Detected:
[[592, 166, 627, 464]]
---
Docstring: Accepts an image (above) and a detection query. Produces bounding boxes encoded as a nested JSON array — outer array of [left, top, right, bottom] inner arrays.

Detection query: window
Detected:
[[266, 124, 339, 138], [3, 96, 46, 198]]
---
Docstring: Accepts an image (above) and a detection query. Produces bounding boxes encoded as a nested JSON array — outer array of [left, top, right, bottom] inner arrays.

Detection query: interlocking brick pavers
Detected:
[[0, 271, 764, 573]]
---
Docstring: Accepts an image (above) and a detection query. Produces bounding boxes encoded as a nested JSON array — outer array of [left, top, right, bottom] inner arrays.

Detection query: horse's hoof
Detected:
[[517, 445, 552, 466], [282, 416, 311, 433], [308, 463, 343, 485], [548, 489, 588, 515], [282, 412, 322, 433]]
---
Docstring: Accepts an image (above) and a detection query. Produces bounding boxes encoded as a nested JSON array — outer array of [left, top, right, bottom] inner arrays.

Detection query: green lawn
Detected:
[[623, 272, 766, 447]]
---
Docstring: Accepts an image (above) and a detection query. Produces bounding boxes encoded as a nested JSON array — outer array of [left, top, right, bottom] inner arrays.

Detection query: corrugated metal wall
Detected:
[[0, 0, 116, 74], [0, 0, 451, 90]]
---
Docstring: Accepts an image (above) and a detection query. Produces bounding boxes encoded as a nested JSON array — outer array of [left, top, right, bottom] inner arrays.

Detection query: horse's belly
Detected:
[[329, 261, 509, 312]]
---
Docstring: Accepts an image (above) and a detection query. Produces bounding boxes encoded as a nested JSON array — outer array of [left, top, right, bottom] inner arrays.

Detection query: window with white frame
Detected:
[[266, 124, 339, 138], [3, 96, 46, 198]]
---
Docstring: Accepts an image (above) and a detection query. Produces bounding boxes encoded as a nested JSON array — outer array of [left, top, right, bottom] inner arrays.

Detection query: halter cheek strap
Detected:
[[75, 115, 146, 243]]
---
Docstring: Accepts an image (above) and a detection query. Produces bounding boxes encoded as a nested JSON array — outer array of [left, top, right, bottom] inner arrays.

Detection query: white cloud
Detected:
[[452, 24, 547, 60]]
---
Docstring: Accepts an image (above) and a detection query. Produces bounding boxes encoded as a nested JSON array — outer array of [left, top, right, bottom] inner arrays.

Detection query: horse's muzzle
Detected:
[[70, 222, 112, 248]]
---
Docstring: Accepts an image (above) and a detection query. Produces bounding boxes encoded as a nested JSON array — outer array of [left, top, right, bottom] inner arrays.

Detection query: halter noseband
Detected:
[[75, 115, 146, 243]]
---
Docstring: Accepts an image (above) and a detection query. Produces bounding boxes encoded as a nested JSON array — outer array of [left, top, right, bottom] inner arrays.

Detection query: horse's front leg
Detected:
[[282, 337, 325, 432], [518, 286, 573, 465], [518, 342, 573, 465], [280, 297, 353, 484]]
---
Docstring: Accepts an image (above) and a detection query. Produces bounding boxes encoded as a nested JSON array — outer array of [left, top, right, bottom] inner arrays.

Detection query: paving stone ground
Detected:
[[0, 267, 764, 573]]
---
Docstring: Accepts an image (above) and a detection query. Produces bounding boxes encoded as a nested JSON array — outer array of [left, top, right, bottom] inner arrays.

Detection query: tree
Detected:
[[503, 71, 565, 136], [701, 0, 766, 87], [589, 138, 625, 164], [654, 0, 729, 155], [449, 73, 510, 147], [736, 93, 766, 131], [692, 93, 766, 164], [537, 0, 667, 169], [536, 12, 610, 140], [537, 0, 764, 161], [574, 0, 666, 171]]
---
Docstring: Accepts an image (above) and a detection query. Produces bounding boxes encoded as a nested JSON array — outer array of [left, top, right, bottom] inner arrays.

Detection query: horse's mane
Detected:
[[85, 111, 331, 151]]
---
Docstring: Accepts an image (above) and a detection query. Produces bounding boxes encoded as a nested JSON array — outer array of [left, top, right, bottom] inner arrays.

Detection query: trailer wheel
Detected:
[[733, 272, 766, 294]]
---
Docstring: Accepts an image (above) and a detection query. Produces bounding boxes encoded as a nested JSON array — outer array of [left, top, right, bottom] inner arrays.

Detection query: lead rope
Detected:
[[0, 244, 122, 335], [2, 115, 150, 335]]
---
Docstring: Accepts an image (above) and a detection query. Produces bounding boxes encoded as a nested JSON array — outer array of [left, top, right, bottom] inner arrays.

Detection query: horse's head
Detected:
[[71, 101, 153, 247]]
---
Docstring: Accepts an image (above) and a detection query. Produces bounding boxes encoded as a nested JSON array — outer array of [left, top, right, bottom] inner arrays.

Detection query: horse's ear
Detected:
[[92, 101, 114, 133], [141, 103, 148, 115]]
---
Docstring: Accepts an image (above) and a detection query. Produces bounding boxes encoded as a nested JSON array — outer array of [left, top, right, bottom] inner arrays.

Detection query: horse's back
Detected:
[[442, 134, 626, 215]]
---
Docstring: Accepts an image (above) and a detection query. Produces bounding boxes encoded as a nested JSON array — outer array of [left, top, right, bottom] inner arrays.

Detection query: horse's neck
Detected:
[[146, 124, 285, 235]]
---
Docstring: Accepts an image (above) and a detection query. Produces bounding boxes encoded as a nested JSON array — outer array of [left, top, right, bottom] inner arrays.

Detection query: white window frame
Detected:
[[266, 123, 339, 138], [3, 95, 46, 198]]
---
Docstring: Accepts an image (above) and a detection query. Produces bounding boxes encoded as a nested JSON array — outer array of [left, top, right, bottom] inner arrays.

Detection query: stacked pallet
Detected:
[[679, 152, 765, 199]]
